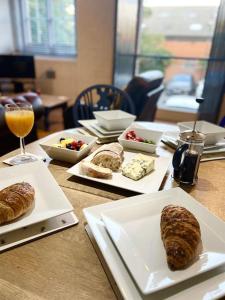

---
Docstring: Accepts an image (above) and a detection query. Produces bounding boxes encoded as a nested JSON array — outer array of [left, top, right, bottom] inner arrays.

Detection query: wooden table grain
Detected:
[[0, 123, 225, 300]]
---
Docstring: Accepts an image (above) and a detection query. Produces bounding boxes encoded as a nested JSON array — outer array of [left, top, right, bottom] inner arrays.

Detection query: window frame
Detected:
[[113, 0, 225, 120], [13, 0, 77, 58]]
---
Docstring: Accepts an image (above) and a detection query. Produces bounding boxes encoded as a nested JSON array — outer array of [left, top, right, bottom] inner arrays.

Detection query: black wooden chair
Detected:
[[64, 84, 135, 128]]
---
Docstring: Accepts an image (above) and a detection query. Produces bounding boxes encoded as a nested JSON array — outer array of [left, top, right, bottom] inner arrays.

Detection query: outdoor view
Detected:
[[137, 0, 220, 111], [24, 0, 75, 52]]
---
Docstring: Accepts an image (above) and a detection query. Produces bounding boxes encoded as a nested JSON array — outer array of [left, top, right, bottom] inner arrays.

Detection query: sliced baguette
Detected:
[[80, 161, 112, 179], [95, 142, 123, 157]]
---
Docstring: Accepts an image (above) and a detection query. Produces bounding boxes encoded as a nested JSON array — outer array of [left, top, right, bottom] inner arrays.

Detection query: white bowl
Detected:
[[177, 121, 225, 145], [93, 110, 136, 131], [118, 126, 163, 153], [39, 132, 97, 164]]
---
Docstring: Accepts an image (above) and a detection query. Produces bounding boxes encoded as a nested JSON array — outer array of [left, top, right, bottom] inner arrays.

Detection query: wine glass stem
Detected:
[[20, 137, 26, 155]]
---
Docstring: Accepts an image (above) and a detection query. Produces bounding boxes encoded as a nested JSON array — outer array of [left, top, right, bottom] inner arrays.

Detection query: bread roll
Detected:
[[95, 143, 123, 157], [161, 205, 201, 270], [0, 182, 35, 225], [80, 161, 112, 179], [91, 143, 123, 171]]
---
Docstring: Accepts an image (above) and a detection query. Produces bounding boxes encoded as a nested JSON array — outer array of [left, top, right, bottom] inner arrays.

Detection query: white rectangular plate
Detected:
[[0, 161, 73, 235], [92, 122, 123, 135], [83, 188, 225, 300], [79, 120, 120, 139], [67, 150, 171, 194], [101, 188, 225, 295], [0, 212, 78, 252]]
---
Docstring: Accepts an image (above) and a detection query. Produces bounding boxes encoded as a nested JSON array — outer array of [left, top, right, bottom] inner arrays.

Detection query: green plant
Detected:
[[143, 6, 152, 18], [138, 32, 172, 73]]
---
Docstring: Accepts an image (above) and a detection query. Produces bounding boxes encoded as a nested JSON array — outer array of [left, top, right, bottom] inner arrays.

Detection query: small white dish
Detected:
[[93, 110, 136, 131], [0, 161, 73, 235], [67, 149, 170, 194], [118, 125, 163, 153], [39, 132, 97, 164], [101, 187, 225, 295], [84, 188, 225, 300], [177, 121, 225, 145]]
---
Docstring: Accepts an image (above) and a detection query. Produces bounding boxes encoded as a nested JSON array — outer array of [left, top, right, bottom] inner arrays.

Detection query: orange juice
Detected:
[[5, 110, 34, 138]]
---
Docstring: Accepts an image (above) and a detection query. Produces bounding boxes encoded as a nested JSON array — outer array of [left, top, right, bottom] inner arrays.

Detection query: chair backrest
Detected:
[[125, 71, 164, 117], [137, 84, 164, 122], [138, 70, 164, 90], [66, 84, 135, 128]]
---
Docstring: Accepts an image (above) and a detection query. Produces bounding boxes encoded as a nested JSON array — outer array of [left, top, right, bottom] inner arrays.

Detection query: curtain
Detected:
[[113, 0, 140, 88], [199, 0, 225, 123]]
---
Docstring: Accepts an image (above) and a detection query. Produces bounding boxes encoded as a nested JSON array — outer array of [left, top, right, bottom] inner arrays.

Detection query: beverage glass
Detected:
[[5, 103, 37, 165]]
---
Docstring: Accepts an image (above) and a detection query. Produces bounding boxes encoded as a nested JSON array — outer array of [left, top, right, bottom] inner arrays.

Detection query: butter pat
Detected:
[[122, 154, 155, 180]]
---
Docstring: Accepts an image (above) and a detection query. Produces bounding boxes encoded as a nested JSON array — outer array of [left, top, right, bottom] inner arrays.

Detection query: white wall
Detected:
[[0, 0, 14, 54], [35, 0, 116, 99], [0, 0, 116, 100]]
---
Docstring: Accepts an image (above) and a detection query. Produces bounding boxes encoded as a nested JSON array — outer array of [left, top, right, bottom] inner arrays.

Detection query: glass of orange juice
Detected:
[[5, 103, 37, 164]]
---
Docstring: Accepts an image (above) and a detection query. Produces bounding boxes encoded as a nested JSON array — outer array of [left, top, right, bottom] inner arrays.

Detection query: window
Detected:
[[136, 0, 220, 112], [18, 0, 76, 56]]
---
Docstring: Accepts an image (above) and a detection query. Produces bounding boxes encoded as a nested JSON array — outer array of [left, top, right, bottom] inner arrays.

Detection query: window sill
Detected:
[[157, 103, 198, 114], [156, 105, 198, 123], [35, 55, 77, 62]]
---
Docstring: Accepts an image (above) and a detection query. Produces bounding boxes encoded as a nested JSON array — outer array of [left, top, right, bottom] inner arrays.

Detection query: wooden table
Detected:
[[0, 123, 225, 300], [41, 94, 70, 130]]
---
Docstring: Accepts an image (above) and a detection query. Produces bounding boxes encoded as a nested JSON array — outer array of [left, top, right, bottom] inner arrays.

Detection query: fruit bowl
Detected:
[[39, 131, 97, 163], [118, 126, 163, 153]]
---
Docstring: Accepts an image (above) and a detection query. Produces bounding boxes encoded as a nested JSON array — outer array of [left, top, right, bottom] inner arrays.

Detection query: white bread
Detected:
[[95, 142, 123, 157], [80, 161, 112, 179], [92, 151, 122, 171], [91, 142, 124, 171]]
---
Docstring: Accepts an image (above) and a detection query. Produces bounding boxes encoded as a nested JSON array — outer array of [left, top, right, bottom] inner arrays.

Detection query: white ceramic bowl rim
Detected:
[[94, 110, 136, 120], [40, 133, 97, 153]]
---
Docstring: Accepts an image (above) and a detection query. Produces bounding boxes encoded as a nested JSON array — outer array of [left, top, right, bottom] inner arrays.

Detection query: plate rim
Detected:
[[78, 119, 120, 138], [67, 150, 171, 194], [101, 189, 225, 294], [83, 187, 225, 300], [0, 161, 73, 235], [92, 122, 124, 135]]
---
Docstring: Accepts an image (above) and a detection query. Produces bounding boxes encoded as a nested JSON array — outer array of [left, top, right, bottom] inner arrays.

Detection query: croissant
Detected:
[[0, 182, 35, 225], [161, 205, 201, 271]]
